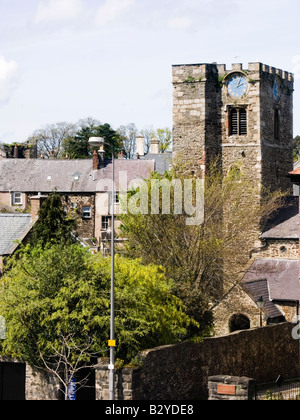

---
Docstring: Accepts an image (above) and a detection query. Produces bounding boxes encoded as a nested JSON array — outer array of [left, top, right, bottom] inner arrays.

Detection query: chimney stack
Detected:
[[136, 135, 145, 157], [93, 150, 99, 170], [30, 194, 47, 220], [150, 138, 160, 154], [14, 144, 19, 159], [99, 143, 105, 163], [89, 137, 105, 168]]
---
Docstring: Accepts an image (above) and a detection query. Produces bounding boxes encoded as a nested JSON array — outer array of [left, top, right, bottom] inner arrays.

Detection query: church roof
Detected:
[[261, 196, 299, 240], [242, 258, 299, 302]]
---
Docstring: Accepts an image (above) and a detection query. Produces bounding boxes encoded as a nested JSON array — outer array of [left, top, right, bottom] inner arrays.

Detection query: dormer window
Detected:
[[229, 107, 247, 136]]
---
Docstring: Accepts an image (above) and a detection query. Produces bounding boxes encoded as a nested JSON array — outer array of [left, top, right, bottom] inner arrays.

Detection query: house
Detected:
[[0, 144, 158, 250]]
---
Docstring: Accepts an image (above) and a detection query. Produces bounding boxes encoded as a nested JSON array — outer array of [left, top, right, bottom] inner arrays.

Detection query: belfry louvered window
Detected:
[[229, 108, 247, 136]]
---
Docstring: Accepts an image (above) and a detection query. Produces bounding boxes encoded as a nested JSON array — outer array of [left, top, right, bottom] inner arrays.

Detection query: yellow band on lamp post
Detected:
[[108, 340, 116, 347]]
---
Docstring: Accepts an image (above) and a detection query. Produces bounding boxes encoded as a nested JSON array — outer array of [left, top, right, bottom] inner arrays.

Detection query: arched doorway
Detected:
[[229, 314, 250, 333]]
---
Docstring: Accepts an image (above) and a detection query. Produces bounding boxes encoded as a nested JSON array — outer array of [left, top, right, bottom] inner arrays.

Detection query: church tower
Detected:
[[172, 62, 294, 193]]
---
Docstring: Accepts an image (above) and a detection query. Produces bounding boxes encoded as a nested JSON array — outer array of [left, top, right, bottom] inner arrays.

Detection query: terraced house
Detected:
[[0, 143, 168, 260]]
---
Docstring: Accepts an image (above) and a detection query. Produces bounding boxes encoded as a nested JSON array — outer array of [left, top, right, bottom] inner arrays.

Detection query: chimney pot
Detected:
[[14, 144, 19, 159]]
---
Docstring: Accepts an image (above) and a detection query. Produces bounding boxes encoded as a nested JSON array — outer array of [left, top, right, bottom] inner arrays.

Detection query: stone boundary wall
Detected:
[[95, 358, 141, 401], [96, 323, 299, 400]]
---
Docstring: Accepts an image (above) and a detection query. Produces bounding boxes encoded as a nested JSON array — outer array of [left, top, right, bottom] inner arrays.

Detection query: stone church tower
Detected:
[[173, 62, 295, 335], [172, 62, 294, 193]]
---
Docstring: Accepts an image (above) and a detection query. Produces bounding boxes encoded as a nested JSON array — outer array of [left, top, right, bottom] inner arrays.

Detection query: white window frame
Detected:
[[82, 206, 91, 219], [12, 192, 22, 206], [101, 216, 111, 231]]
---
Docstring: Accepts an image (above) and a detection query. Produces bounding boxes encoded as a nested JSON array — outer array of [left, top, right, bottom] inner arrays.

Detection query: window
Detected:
[[12, 192, 22, 205], [102, 216, 111, 231], [274, 109, 280, 140], [82, 206, 91, 219], [114, 192, 120, 205], [229, 108, 247, 136]]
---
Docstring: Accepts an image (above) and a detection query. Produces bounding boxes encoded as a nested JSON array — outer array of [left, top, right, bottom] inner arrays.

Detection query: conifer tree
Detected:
[[32, 190, 76, 247]]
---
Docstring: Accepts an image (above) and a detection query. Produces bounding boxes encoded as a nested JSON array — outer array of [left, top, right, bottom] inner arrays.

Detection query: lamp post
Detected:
[[257, 296, 265, 327], [89, 137, 115, 400]]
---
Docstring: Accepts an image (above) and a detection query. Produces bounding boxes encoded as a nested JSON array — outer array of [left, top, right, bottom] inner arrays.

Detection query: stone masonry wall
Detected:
[[208, 375, 255, 400], [172, 61, 294, 326], [257, 239, 299, 259], [26, 365, 61, 400], [172, 61, 294, 192], [96, 323, 299, 400]]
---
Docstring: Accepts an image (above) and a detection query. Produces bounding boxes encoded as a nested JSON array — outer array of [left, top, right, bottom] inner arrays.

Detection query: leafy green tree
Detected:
[[31, 190, 76, 247], [293, 135, 300, 161], [119, 159, 284, 333], [140, 127, 172, 154], [156, 127, 172, 153], [0, 243, 195, 399], [63, 122, 124, 159]]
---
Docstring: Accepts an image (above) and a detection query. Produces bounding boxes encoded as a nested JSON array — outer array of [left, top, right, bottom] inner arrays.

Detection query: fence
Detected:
[[255, 377, 300, 400]]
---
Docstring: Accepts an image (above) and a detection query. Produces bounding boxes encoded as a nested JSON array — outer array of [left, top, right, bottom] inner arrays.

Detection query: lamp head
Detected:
[[88, 137, 105, 149], [257, 296, 265, 309]]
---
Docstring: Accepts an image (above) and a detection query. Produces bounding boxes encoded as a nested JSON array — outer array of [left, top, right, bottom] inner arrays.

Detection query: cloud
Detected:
[[167, 17, 192, 30], [0, 56, 19, 105], [35, 0, 83, 23], [95, 0, 135, 27], [292, 55, 300, 80]]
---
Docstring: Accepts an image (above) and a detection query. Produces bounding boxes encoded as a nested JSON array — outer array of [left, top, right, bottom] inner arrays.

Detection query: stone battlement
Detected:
[[172, 62, 294, 85]]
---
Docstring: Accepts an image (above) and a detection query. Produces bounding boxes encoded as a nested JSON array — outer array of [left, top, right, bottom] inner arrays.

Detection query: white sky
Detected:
[[0, 0, 299, 142]]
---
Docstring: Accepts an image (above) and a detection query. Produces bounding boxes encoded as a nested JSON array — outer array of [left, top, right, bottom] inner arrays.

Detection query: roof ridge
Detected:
[[0, 213, 31, 217]]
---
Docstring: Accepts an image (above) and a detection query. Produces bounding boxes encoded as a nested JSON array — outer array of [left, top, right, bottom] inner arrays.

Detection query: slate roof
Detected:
[[0, 159, 155, 193], [140, 152, 172, 174], [242, 258, 299, 302], [261, 196, 299, 240], [0, 214, 34, 255], [243, 279, 283, 319], [241, 258, 299, 320]]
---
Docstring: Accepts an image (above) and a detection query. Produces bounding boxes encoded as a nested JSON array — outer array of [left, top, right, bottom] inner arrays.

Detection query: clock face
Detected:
[[227, 74, 249, 98], [273, 79, 280, 100]]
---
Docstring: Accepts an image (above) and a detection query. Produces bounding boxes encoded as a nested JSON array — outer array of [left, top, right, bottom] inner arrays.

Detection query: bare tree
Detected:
[[119, 158, 285, 329], [28, 122, 77, 158], [37, 333, 101, 400], [117, 123, 138, 159]]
